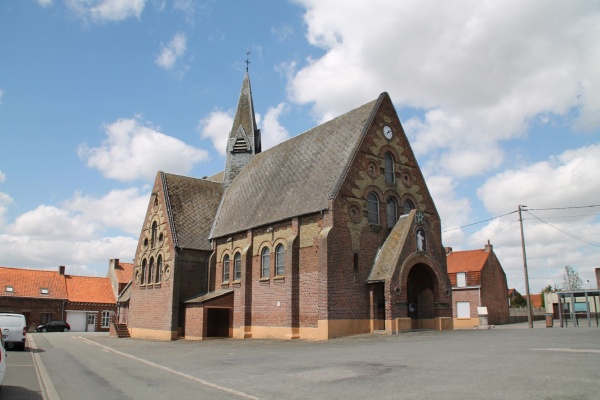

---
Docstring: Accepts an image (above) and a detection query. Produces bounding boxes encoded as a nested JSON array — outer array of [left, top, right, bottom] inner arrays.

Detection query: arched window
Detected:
[[384, 152, 395, 183], [261, 247, 270, 278], [387, 196, 398, 227], [151, 221, 157, 248], [402, 199, 415, 215], [156, 255, 163, 283], [223, 254, 230, 282], [234, 253, 242, 281], [148, 257, 154, 284], [367, 192, 379, 224], [141, 258, 147, 285], [275, 244, 285, 276]]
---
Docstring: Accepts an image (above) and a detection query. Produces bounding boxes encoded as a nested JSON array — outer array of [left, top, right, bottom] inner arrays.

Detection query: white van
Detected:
[[0, 326, 6, 391], [0, 314, 27, 351]]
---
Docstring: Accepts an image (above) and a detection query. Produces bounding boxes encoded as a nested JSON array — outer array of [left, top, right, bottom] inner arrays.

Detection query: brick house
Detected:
[[128, 73, 454, 340], [0, 265, 116, 332], [446, 242, 510, 328]]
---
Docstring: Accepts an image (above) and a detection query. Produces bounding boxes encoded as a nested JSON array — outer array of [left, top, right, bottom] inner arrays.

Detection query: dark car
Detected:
[[35, 321, 70, 332]]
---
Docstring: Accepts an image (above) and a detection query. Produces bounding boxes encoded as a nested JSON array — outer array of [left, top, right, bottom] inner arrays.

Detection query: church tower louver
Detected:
[[223, 73, 261, 187]]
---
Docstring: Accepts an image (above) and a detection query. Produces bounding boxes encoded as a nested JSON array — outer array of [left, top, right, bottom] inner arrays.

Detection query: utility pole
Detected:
[[518, 205, 534, 328]]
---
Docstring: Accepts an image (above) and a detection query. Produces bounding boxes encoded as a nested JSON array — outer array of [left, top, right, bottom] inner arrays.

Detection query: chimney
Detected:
[[445, 247, 453, 256], [58, 265, 65, 275], [484, 240, 493, 253], [111, 258, 120, 269]]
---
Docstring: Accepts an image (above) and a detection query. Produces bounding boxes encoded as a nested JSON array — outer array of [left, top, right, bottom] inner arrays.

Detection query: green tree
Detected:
[[540, 284, 553, 308], [561, 265, 583, 290]]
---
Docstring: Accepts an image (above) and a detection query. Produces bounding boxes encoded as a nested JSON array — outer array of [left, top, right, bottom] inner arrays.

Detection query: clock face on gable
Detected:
[[383, 126, 393, 139]]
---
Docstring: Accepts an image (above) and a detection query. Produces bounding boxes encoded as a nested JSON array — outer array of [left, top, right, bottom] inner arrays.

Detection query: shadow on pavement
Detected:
[[0, 385, 43, 400]]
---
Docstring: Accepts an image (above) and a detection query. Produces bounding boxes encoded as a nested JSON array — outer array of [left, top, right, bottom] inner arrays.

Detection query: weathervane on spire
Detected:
[[245, 50, 251, 72]]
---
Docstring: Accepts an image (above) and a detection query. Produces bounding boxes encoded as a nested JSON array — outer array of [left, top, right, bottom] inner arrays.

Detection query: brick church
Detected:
[[127, 73, 454, 340]]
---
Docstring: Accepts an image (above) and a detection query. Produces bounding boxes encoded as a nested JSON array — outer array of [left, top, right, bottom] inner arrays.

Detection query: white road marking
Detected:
[[28, 335, 61, 400], [532, 348, 600, 353], [77, 336, 261, 400]]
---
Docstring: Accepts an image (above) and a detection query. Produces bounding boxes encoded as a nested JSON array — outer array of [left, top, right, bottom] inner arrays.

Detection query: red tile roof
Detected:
[[528, 294, 542, 308], [114, 261, 134, 285], [447, 249, 490, 273], [0, 266, 67, 298], [65, 275, 115, 304]]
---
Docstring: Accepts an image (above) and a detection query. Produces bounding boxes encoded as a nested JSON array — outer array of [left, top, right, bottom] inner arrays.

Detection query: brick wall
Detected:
[[0, 297, 65, 332], [480, 252, 510, 325]]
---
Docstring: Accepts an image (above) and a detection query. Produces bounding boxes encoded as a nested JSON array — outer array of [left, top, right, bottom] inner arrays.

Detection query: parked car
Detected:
[[35, 321, 71, 332], [0, 314, 27, 351], [1, 326, 7, 391]]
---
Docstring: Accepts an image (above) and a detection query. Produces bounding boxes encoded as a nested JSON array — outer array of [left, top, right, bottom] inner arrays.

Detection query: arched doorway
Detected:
[[407, 263, 436, 329]]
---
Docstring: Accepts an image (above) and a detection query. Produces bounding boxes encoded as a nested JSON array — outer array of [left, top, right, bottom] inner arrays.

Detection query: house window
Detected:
[[40, 288, 49, 295], [149, 257, 155, 284], [384, 152, 395, 183], [223, 254, 230, 282], [141, 258, 147, 285], [275, 244, 285, 276], [457, 272, 467, 287], [457, 301, 471, 318], [151, 221, 157, 248], [156, 255, 163, 283], [261, 247, 270, 279], [101, 311, 111, 328], [402, 199, 414, 215], [5, 286, 13, 293], [367, 192, 379, 224], [234, 253, 242, 281], [386, 196, 398, 227], [41, 313, 53, 324]]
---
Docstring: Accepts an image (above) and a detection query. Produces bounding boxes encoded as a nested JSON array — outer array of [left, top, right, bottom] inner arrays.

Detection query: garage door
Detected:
[[66, 312, 86, 332]]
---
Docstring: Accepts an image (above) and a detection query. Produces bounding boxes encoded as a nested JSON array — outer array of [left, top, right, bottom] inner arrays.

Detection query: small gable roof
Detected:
[[65, 275, 115, 304], [0, 266, 68, 299], [447, 250, 490, 273], [368, 212, 414, 282], [114, 261, 133, 285], [211, 94, 384, 238], [162, 172, 223, 251]]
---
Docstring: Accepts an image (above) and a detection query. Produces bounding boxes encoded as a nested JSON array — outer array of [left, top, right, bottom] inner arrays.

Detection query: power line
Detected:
[[442, 210, 517, 233], [527, 205, 600, 211], [526, 211, 600, 248]]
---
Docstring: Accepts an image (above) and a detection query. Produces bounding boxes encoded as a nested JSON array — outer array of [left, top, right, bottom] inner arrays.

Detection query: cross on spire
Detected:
[[245, 50, 251, 72]]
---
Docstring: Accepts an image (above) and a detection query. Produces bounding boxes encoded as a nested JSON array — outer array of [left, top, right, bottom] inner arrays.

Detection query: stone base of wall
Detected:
[[130, 327, 177, 340], [453, 318, 479, 329]]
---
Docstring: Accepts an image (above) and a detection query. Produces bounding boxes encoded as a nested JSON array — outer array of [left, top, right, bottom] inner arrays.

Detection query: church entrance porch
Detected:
[[407, 263, 438, 330]]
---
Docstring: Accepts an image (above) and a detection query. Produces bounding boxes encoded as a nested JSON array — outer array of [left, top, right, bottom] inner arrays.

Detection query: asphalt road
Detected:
[[4, 324, 600, 399]]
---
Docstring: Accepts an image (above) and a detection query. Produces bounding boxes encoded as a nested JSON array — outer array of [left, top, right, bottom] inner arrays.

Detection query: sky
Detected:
[[0, 0, 599, 294]]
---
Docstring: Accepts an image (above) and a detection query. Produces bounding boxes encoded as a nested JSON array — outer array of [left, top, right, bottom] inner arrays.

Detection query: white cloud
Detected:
[[198, 110, 234, 155], [290, 0, 600, 175], [271, 24, 294, 42], [66, 0, 146, 23], [258, 103, 291, 150], [0, 186, 147, 274], [155, 33, 187, 70], [0, 170, 5, 183], [35, 0, 53, 7], [478, 144, 600, 214], [78, 117, 209, 182], [0, 89, 4, 105], [469, 144, 600, 292]]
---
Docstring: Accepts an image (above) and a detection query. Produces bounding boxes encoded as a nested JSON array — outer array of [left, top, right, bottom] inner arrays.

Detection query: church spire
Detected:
[[223, 70, 261, 187]]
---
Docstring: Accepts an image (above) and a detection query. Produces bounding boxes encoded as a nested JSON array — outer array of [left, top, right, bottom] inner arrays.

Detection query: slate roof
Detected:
[[447, 250, 490, 273], [114, 261, 133, 285], [367, 212, 414, 282], [65, 275, 116, 304], [162, 172, 223, 251], [0, 266, 68, 299], [211, 94, 383, 238]]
